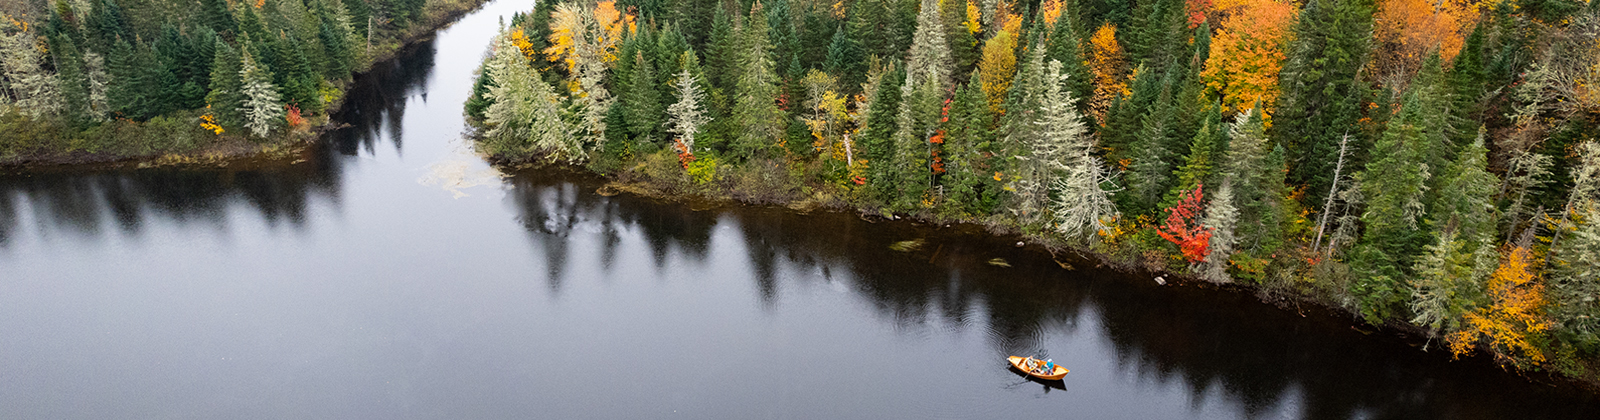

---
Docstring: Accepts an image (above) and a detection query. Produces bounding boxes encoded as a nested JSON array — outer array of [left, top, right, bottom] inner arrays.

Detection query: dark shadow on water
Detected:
[[502, 169, 1600, 420], [326, 38, 437, 158]]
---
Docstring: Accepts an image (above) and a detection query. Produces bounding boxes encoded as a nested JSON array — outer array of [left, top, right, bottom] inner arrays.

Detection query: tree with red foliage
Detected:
[[1158, 183, 1212, 263]]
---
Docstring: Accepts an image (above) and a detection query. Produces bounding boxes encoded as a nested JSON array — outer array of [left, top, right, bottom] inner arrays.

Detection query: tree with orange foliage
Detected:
[[1449, 247, 1552, 365], [1199, 0, 1295, 112], [1158, 183, 1213, 263], [1088, 23, 1127, 124], [1373, 0, 1476, 86]]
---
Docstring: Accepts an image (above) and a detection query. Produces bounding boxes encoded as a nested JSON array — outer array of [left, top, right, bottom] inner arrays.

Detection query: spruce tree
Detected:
[[666, 51, 711, 154], [859, 62, 905, 193], [1350, 86, 1438, 324], [705, 5, 735, 93], [207, 37, 245, 129], [2, 18, 64, 119], [824, 24, 865, 90], [1548, 142, 1600, 353], [623, 51, 664, 142], [730, 1, 787, 160], [482, 31, 576, 162], [1275, 0, 1375, 212], [940, 0, 979, 76], [1046, 6, 1092, 117], [905, 0, 953, 88], [943, 73, 997, 214], [48, 33, 93, 126], [1200, 176, 1239, 283], [238, 47, 285, 138]]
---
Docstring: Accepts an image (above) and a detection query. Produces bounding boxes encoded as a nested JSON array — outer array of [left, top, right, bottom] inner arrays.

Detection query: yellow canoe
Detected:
[[1008, 356, 1068, 380]]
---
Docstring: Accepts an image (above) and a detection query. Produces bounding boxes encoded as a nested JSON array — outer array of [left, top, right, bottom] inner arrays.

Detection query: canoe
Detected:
[[1008, 356, 1068, 380]]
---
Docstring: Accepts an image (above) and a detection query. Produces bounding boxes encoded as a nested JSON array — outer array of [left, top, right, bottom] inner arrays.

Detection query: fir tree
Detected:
[[943, 73, 998, 214], [623, 51, 664, 141], [705, 4, 735, 92], [1046, 5, 1092, 116], [730, 1, 787, 160], [1275, 0, 1375, 212], [1350, 87, 1438, 324], [905, 0, 953, 88], [207, 37, 245, 129], [824, 24, 865, 90]]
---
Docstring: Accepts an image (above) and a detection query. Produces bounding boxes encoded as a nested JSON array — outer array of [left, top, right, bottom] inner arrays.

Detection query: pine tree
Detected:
[[1548, 142, 1600, 353], [941, 0, 980, 75], [1046, 6, 1092, 116], [943, 72, 998, 214], [482, 30, 577, 162], [238, 47, 285, 139], [824, 24, 865, 90], [48, 33, 92, 125], [705, 4, 735, 92]]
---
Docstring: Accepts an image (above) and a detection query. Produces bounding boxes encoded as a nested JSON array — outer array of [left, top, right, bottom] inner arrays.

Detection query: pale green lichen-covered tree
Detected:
[[1200, 176, 1238, 283], [0, 19, 63, 118], [1548, 142, 1600, 353], [665, 54, 710, 155], [238, 48, 284, 139], [905, 0, 953, 88], [1035, 59, 1116, 241], [1409, 128, 1500, 337], [482, 30, 577, 162]]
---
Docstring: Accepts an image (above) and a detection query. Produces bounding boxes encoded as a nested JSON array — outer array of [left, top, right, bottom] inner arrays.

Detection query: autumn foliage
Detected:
[[1200, 0, 1295, 112], [1158, 184, 1213, 263], [1449, 246, 1551, 363], [1374, 0, 1477, 78], [1088, 23, 1127, 123]]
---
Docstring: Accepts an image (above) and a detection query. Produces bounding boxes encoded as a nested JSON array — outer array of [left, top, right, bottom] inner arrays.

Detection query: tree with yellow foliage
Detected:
[[1449, 246, 1552, 365], [1373, 0, 1476, 87], [1199, 0, 1295, 112], [978, 30, 1018, 113], [1088, 23, 1127, 124]]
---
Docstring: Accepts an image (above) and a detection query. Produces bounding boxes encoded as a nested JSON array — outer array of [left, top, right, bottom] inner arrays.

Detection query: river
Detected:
[[2, 1, 1597, 418]]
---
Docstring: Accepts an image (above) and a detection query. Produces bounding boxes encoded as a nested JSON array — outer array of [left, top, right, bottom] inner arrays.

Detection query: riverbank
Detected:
[[0, 0, 490, 172], [496, 150, 1600, 394]]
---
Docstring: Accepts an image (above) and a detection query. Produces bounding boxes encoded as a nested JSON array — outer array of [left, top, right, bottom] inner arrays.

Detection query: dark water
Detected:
[[2, 1, 1598, 418]]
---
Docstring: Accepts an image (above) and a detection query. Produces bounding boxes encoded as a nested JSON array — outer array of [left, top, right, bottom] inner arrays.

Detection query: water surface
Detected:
[[2, 1, 1597, 418]]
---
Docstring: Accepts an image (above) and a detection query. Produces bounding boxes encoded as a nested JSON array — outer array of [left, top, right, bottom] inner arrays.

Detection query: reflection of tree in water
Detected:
[[505, 170, 716, 293], [504, 171, 1600, 419], [0, 165, 339, 246], [326, 39, 437, 158]]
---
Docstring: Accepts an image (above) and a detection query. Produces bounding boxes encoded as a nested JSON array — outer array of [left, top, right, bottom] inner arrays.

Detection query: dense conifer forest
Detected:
[[0, 0, 483, 161], [467, 0, 1600, 383]]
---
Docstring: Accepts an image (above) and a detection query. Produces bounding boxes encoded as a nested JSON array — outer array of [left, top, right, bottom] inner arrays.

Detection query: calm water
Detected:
[[3, 1, 1598, 418]]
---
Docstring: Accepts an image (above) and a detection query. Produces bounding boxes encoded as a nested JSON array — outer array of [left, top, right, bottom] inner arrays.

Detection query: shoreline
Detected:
[[512, 160, 1600, 395], [0, 0, 492, 173]]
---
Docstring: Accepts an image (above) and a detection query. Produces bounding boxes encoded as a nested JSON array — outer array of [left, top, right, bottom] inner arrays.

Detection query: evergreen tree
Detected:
[[1274, 0, 1375, 212], [1122, 69, 1180, 216], [1, 19, 64, 119], [1046, 5, 1092, 116], [859, 62, 905, 191], [1200, 176, 1239, 283], [1446, 23, 1488, 147], [824, 24, 865, 90], [1002, 37, 1053, 223], [666, 51, 711, 154], [48, 33, 93, 125], [207, 37, 245, 129], [1222, 106, 1288, 257], [483, 31, 577, 162], [1409, 130, 1500, 336], [1548, 142, 1600, 353], [730, 1, 787, 160], [940, 0, 979, 75], [943, 73, 998, 214], [238, 47, 285, 138], [705, 5, 735, 92], [1350, 87, 1438, 324], [623, 51, 664, 141], [1164, 103, 1222, 208], [905, 0, 953, 88]]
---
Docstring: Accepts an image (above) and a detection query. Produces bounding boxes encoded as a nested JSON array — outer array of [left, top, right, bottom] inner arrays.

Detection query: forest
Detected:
[[0, 0, 481, 161], [466, 0, 1600, 383]]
